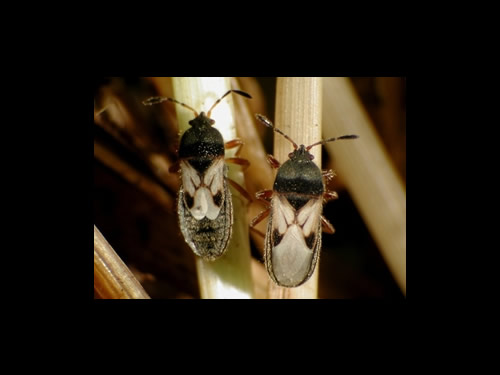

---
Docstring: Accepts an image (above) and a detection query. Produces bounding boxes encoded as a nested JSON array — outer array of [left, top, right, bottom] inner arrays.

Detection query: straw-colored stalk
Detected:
[[323, 78, 406, 295], [94, 225, 150, 299], [268, 77, 322, 299], [171, 77, 253, 299]]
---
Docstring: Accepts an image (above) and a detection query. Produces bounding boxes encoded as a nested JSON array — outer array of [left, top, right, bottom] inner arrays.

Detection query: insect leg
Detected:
[[321, 215, 336, 234], [249, 226, 266, 239], [323, 190, 339, 202], [322, 169, 336, 182], [225, 139, 249, 170], [225, 139, 244, 156], [255, 189, 273, 203], [227, 178, 253, 203], [226, 157, 250, 171], [251, 208, 271, 227], [266, 154, 281, 169]]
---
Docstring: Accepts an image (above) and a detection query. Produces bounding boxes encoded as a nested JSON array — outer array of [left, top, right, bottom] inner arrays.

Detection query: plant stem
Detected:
[[268, 77, 322, 299], [94, 225, 150, 299], [171, 77, 254, 299], [323, 78, 406, 295]]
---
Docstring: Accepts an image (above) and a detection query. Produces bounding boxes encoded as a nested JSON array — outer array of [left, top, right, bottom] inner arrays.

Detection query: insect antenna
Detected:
[[206, 89, 252, 118], [306, 135, 359, 151], [142, 96, 199, 117], [255, 114, 298, 150]]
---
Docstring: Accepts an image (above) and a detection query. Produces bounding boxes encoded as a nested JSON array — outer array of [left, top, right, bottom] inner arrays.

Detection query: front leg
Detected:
[[225, 139, 244, 156], [322, 169, 336, 182], [266, 154, 281, 169], [226, 157, 250, 171], [227, 178, 253, 203], [255, 189, 273, 204], [251, 207, 271, 227], [323, 190, 339, 203], [321, 215, 336, 234], [225, 139, 250, 171]]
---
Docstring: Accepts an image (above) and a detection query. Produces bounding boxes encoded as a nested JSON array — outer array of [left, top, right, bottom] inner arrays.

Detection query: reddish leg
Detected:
[[226, 157, 250, 171], [321, 216, 336, 234], [255, 189, 273, 204], [251, 208, 271, 227], [322, 169, 336, 182], [225, 139, 244, 156], [228, 178, 253, 203], [323, 190, 339, 202], [266, 154, 281, 169], [225, 139, 249, 170], [250, 226, 266, 239]]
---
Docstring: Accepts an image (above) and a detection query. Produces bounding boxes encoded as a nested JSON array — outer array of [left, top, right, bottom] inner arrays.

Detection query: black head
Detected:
[[188, 111, 215, 128], [288, 144, 315, 162]]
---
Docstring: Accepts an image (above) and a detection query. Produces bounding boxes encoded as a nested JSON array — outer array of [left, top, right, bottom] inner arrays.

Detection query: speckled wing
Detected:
[[178, 160, 233, 260]]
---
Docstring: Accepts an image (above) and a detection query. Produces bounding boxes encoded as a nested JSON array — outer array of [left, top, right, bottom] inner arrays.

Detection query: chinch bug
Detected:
[[252, 114, 358, 287], [143, 90, 252, 261]]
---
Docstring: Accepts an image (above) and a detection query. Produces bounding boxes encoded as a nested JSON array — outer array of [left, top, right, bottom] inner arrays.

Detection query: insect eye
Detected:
[[288, 152, 294, 158], [209, 119, 215, 125], [309, 154, 314, 160]]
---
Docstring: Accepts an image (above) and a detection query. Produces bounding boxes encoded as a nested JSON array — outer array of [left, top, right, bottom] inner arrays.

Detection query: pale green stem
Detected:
[[172, 77, 254, 299]]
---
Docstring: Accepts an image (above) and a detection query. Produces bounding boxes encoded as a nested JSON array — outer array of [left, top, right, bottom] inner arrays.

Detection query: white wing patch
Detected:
[[268, 195, 322, 287], [180, 158, 225, 221], [296, 199, 322, 237], [191, 187, 210, 220], [271, 226, 314, 286], [273, 195, 296, 234], [203, 158, 223, 195], [272, 195, 322, 236], [181, 160, 201, 197]]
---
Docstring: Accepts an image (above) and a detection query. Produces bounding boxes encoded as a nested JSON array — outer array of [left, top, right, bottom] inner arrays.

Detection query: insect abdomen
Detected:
[[178, 180, 233, 260]]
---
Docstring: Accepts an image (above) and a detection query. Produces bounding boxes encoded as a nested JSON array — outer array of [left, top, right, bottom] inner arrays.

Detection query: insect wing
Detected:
[[178, 160, 233, 260], [180, 158, 225, 220], [265, 195, 323, 287]]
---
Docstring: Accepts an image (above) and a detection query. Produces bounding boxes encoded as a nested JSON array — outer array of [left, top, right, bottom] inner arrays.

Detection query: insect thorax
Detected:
[[274, 158, 324, 195], [179, 125, 224, 173]]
